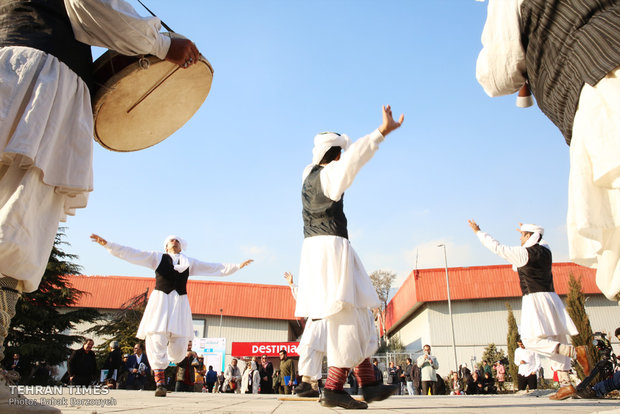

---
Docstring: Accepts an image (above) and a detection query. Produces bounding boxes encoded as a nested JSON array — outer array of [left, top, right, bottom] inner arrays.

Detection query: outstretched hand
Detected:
[[90, 234, 107, 246], [283, 272, 294, 286], [378, 105, 404, 137], [240, 259, 254, 269], [467, 220, 480, 233]]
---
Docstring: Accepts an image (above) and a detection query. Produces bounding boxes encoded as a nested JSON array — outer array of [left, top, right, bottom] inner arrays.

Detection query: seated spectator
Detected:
[[464, 371, 481, 395], [482, 372, 497, 394], [450, 372, 463, 395]]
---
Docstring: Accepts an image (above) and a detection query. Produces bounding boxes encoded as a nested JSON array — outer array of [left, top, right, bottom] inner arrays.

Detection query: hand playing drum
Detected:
[[92, 33, 214, 152], [165, 37, 200, 68]]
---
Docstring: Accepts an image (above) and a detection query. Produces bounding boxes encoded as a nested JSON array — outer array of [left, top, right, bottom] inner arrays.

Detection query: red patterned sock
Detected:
[[154, 369, 165, 386], [353, 358, 376, 387], [325, 366, 349, 391]]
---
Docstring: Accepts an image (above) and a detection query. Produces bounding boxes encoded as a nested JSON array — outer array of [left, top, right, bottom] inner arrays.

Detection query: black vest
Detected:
[[516, 244, 555, 295], [302, 165, 348, 239], [520, 0, 620, 144], [0, 0, 93, 88], [154, 254, 189, 296]]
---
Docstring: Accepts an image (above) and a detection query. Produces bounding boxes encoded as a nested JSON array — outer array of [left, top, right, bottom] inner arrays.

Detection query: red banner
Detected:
[[231, 342, 299, 357]]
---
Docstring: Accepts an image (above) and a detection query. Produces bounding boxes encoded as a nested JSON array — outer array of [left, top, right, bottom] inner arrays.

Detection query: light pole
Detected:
[[438, 244, 458, 371], [219, 308, 223, 338]]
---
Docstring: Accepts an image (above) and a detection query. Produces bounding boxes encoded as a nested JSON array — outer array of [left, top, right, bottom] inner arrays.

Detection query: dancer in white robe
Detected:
[[295, 105, 403, 409], [468, 220, 590, 400], [476, 0, 620, 303], [91, 233, 252, 397]]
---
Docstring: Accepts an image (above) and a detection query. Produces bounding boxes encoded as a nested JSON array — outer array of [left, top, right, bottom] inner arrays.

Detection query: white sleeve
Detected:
[[475, 0, 527, 97], [64, 0, 171, 60], [319, 129, 385, 201], [476, 231, 528, 268], [290, 285, 298, 300], [188, 259, 241, 277], [104, 242, 162, 270]]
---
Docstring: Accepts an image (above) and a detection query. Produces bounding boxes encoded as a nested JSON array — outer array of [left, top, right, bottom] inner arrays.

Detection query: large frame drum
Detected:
[[92, 36, 213, 152]]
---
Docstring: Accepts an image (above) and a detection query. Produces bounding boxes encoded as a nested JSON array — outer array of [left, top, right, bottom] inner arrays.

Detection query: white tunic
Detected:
[[514, 346, 540, 377], [475, 231, 578, 339], [295, 129, 383, 319], [105, 242, 241, 339], [1, 0, 170, 215], [295, 129, 383, 367], [476, 0, 620, 301], [0, 0, 171, 291]]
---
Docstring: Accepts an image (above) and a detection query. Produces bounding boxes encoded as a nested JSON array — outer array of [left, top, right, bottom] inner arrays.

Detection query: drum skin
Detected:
[[92, 49, 213, 152]]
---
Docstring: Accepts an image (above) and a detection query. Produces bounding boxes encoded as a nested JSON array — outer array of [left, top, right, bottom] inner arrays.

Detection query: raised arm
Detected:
[[284, 272, 298, 300], [90, 234, 161, 269], [188, 258, 253, 277], [320, 105, 404, 201], [468, 220, 528, 268]]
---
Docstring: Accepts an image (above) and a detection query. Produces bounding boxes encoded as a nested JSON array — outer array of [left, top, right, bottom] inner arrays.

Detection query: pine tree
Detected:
[[481, 343, 507, 367], [87, 289, 148, 366], [2, 229, 100, 378], [564, 272, 598, 380], [505, 302, 519, 388]]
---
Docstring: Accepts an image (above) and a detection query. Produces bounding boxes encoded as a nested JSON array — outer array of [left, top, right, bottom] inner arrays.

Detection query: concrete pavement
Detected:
[[13, 388, 620, 414]]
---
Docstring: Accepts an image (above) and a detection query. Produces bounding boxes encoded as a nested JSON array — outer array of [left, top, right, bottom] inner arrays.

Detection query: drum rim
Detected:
[[92, 57, 213, 152]]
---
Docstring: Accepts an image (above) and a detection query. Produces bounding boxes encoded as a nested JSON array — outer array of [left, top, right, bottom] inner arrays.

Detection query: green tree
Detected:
[[564, 272, 598, 380], [505, 302, 519, 387], [480, 343, 506, 368], [2, 229, 100, 379], [87, 289, 148, 367]]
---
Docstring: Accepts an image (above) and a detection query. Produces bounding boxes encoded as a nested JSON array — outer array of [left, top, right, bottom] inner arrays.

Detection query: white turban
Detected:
[[311, 132, 352, 165], [520, 224, 545, 248], [163, 235, 187, 252]]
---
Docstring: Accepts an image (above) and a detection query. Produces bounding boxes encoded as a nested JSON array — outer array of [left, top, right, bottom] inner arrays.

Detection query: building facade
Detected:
[[384, 263, 620, 379]]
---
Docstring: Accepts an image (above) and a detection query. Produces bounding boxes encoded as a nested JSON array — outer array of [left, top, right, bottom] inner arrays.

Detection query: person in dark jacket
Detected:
[[174, 344, 195, 392], [126, 343, 151, 390], [68, 339, 98, 386], [259, 355, 274, 394], [372, 359, 383, 384], [205, 365, 218, 393]]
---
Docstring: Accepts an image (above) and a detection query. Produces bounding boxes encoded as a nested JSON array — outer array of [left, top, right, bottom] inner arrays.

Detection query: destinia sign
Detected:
[[231, 342, 300, 357]]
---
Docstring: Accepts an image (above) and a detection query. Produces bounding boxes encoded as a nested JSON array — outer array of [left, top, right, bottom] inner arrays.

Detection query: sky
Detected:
[[64, 0, 572, 290]]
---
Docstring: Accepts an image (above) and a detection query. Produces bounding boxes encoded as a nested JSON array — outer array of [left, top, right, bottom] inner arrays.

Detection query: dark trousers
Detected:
[[206, 381, 215, 392], [517, 374, 537, 391], [421, 380, 436, 395]]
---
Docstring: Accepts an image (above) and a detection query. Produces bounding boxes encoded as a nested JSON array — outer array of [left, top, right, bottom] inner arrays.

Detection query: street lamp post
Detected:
[[438, 244, 458, 371]]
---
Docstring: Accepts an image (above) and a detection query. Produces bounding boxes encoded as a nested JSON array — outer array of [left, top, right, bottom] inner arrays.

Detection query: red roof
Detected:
[[384, 262, 598, 333], [67, 275, 298, 321]]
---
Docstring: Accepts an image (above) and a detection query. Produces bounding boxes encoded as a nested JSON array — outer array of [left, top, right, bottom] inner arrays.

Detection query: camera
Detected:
[[576, 331, 619, 393]]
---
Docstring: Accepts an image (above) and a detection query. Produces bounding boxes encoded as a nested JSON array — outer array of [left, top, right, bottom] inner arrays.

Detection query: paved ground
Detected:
[[12, 389, 620, 414]]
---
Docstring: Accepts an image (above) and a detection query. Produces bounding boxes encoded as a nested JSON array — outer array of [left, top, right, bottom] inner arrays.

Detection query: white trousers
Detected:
[[0, 162, 64, 293], [145, 332, 191, 370], [297, 318, 326, 380], [325, 307, 377, 368], [522, 335, 571, 371]]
